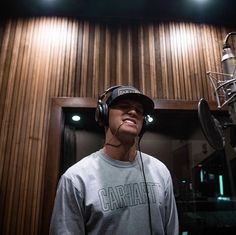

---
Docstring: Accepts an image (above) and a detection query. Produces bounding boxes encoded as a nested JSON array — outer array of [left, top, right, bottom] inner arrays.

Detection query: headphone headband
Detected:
[[98, 85, 122, 101]]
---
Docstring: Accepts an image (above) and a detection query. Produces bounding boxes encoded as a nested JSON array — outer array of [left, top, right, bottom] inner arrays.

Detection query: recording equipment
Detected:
[[199, 32, 236, 151]]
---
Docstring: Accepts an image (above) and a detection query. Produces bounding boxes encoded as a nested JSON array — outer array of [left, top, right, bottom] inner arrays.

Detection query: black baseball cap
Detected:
[[106, 85, 154, 114]]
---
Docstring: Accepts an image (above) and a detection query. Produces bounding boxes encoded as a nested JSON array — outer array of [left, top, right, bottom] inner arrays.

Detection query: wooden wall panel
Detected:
[[0, 17, 235, 235]]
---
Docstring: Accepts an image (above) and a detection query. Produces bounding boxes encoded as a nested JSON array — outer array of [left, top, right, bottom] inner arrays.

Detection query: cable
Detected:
[[138, 138, 153, 235], [104, 122, 124, 147]]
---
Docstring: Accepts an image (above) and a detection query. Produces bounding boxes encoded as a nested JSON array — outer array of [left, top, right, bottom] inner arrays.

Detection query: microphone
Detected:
[[221, 33, 236, 151], [199, 32, 236, 151], [221, 32, 236, 109], [206, 32, 236, 110]]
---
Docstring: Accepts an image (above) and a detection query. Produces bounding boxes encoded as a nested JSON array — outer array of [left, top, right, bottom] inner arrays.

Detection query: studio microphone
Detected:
[[221, 33, 236, 151], [221, 32, 236, 113], [200, 32, 236, 151], [221, 35, 236, 149], [198, 32, 236, 149]]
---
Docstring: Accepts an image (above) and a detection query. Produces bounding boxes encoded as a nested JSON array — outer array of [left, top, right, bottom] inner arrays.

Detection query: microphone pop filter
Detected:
[[198, 98, 224, 150]]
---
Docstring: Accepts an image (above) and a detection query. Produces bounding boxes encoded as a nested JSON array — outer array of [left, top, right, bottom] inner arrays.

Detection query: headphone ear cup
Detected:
[[95, 100, 109, 126], [95, 85, 122, 126], [102, 102, 109, 126], [95, 101, 102, 125]]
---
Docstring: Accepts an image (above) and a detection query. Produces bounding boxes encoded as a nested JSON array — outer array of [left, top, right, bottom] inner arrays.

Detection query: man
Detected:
[[49, 85, 179, 235]]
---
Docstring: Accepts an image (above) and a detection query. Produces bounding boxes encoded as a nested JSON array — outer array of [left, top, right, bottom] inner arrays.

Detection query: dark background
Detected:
[[1, 0, 236, 24]]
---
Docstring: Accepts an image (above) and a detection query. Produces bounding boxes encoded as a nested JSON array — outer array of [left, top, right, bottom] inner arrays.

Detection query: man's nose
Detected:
[[127, 105, 143, 115]]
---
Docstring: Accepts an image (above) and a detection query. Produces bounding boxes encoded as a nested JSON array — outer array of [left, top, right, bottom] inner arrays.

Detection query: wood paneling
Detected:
[[0, 17, 235, 235]]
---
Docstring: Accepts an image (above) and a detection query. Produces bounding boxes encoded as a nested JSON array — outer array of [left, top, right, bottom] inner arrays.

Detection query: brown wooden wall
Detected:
[[0, 17, 235, 235]]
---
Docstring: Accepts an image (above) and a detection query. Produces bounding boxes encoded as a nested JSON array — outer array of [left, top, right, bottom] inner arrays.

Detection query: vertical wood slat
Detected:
[[80, 21, 89, 96], [127, 27, 133, 85], [116, 27, 122, 84], [93, 23, 101, 95], [188, 23, 198, 100], [17, 18, 35, 235], [170, 22, 180, 99], [0, 17, 235, 235], [19, 18, 42, 235], [4, 19, 23, 235], [159, 23, 169, 99], [104, 25, 111, 90], [151, 24, 158, 97], [182, 23, 192, 100], [139, 24, 145, 92], [12, 19, 31, 235], [30, 17, 53, 234]]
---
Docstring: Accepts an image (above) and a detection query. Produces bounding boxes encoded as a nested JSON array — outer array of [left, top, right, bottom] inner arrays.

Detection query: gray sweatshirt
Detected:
[[49, 149, 179, 235]]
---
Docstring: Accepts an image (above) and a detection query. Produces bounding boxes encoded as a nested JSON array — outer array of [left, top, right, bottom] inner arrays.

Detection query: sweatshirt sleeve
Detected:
[[49, 174, 85, 235], [165, 174, 179, 235]]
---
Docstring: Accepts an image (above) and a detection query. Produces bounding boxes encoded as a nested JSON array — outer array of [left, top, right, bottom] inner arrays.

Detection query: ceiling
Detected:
[[1, 0, 236, 24]]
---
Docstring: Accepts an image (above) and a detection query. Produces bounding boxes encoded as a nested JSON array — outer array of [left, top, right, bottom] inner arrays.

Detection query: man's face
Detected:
[[108, 99, 144, 138]]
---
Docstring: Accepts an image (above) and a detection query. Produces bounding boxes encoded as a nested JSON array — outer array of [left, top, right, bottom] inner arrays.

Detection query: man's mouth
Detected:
[[123, 119, 137, 125]]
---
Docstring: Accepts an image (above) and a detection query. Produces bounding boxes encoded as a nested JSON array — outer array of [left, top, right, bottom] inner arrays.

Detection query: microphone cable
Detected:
[[137, 137, 153, 235], [105, 119, 153, 234], [104, 122, 124, 147]]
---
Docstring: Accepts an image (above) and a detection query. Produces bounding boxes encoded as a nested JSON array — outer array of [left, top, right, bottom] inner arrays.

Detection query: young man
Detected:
[[49, 85, 179, 235]]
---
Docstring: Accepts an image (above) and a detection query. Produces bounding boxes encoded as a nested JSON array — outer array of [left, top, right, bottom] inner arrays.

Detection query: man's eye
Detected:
[[112, 103, 144, 115]]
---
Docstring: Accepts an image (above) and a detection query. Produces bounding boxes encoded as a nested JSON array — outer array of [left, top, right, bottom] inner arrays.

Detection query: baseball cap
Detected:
[[106, 85, 154, 114]]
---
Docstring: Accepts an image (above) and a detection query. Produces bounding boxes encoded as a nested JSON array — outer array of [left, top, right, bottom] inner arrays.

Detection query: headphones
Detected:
[[95, 85, 147, 137], [95, 85, 122, 127]]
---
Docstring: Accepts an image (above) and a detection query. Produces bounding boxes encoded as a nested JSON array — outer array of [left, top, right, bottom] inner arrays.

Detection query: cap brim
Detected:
[[109, 93, 154, 114]]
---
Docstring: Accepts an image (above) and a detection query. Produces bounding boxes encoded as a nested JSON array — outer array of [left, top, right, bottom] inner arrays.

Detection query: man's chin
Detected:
[[119, 129, 139, 140]]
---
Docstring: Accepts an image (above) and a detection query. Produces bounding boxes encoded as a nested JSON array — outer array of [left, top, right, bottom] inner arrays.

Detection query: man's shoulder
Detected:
[[63, 149, 102, 176]]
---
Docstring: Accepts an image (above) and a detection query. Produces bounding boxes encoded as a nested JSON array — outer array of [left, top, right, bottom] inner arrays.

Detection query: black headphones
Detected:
[[95, 85, 122, 127], [95, 85, 147, 138]]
